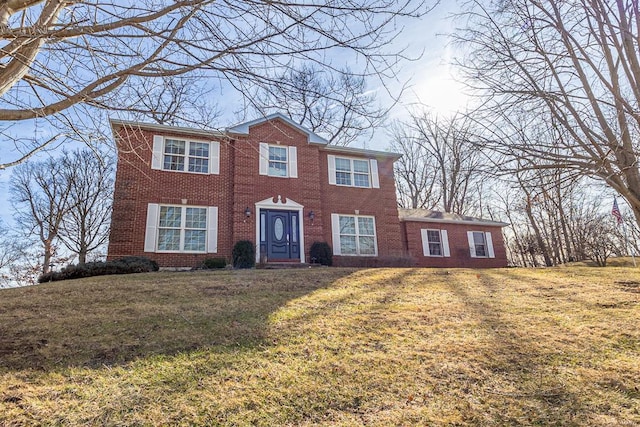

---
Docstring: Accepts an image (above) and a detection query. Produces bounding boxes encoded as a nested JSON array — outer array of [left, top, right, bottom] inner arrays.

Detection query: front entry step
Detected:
[[256, 263, 323, 270]]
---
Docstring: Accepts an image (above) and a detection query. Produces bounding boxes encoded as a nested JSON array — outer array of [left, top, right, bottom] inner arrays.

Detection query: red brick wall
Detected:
[[401, 220, 508, 268], [318, 152, 404, 266], [108, 126, 234, 267], [108, 120, 509, 269], [228, 119, 325, 260]]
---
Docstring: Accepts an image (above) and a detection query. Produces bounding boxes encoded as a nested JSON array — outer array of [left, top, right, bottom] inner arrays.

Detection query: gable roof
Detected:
[[226, 112, 329, 144], [398, 208, 509, 227]]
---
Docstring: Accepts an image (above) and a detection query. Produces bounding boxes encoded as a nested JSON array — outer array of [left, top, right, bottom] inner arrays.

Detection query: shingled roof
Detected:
[[398, 208, 509, 227]]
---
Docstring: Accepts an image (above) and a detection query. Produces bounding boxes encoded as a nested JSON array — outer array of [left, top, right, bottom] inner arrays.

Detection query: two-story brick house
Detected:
[[107, 113, 508, 268]]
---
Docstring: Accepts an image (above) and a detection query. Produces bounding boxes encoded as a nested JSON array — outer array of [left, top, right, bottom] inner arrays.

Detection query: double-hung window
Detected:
[[188, 142, 210, 173], [467, 231, 495, 258], [328, 155, 379, 188], [152, 136, 220, 174], [268, 146, 288, 177], [335, 157, 370, 187], [421, 229, 450, 257], [331, 214, 377, 256], [259, 143, 298, 178], [157, 206, 207, 252], [145, 204, 218, 253], [163, 139, 209, 173]]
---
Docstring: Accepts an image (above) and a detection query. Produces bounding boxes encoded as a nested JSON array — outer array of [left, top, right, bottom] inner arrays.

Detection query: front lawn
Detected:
[[0, 268, 638, 425]]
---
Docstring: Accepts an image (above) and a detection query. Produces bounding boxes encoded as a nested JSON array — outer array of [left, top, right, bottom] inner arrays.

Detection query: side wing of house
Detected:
[[400, 210, 509, 268]]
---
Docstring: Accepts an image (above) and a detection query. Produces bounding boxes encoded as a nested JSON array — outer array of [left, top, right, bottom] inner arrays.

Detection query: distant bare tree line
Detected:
[[3, 150, 113, 285]]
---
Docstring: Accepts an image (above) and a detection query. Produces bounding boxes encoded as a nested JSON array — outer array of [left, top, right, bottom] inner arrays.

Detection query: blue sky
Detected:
[[0, 2, 464, 229]]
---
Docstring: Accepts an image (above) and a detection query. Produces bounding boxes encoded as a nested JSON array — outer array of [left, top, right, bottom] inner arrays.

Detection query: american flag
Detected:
[[612, 198, 623, 225]]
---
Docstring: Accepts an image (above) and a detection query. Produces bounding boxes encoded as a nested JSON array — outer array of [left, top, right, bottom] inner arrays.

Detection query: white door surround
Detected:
[[254, 195, 305, 263]]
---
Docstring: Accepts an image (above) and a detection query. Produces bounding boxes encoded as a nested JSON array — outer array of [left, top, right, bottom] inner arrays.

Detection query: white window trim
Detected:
[[331, 213, 378, 256], [327, 155, 379, 188], [467, 231, 495, 259], [144, 203, 218, 254], [421, 229, 450, 257], [151, 135, 220, 175], [259, 142, 298, 178]]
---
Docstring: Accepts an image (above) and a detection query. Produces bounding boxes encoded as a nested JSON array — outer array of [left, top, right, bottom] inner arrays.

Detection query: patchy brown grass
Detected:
[[0, 267, 639, 426]]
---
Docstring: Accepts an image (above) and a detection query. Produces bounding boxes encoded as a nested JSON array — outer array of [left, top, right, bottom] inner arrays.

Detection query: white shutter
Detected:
[[259, 142, 269, 175], [370, 159, 380, 188], [486, 232, 495, 258], [207, 206, 218, 253], [289, 146, 298, 178], [151, 136, 163, 170], [467, 231, 477, 258], [331, 213, 341, 255], [441, 230, 450, 257], [144, 203, 159, 252], [370, 216, 378, 256], [328, 155, 336, 185], [421, 229, 430, 256], [209, 141, 220, 175]]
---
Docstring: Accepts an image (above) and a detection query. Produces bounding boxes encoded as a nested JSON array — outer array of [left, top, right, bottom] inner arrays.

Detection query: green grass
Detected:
[[1, 267, 639, 426]]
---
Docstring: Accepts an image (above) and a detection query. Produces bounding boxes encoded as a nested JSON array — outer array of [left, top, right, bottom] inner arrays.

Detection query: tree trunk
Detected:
[[525, 199, 553, 267], [42, 240, 53, 274]]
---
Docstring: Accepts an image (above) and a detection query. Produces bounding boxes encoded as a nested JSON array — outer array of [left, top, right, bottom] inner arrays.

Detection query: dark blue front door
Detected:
[[264, 210, 300, 261]]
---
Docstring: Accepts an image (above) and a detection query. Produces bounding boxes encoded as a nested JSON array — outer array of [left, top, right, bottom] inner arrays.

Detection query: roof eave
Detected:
[[226, 112, 329, 144], [110, 118, 226, 139], [399, 216, 509, 227], [320, 145, 402, 160]]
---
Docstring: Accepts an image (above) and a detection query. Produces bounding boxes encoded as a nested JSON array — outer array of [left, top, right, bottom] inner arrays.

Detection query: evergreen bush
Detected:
[[38, 256, 159, 283], [310, 241, 333, 266], [232, 240, 255, 269]]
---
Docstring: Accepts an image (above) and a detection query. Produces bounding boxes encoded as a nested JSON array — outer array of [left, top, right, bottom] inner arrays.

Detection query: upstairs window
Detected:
[[152, 136, 220, 175], [162, 139, 210, 173], [163, 139, 186, 171], [335, 157, 370, 187], [268, 146, 288, 177], [328, 155, 379, 188], [259, 143, 298, 178], [188, 142, 210, 173]]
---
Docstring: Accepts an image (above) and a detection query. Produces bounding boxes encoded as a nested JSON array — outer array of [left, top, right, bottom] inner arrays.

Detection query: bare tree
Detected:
[[248, 65, 387, 146], [57, 150, 114, 265], [456, 0, 640, 228], [412, 112, 486, 214], [389, 121, 439, 209], [10, 158, 74, 274], [117, 74, 222, 128], [392, 110, 486, 214], [0, 1, 432, 168], [0, 220, 26, 279]]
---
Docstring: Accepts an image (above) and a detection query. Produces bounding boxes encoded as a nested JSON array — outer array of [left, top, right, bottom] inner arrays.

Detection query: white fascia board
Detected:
[[320, 145, 402, 160], [226, 112, 329, 144], [399, 216, 509, 227], [110, 118, 225, 139]]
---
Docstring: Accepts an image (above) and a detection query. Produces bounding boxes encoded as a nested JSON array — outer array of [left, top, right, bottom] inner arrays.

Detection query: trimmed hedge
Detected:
[[38, 256, 159, 283], [232, 240, 255, 269], [310, 241, 333, 266]]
